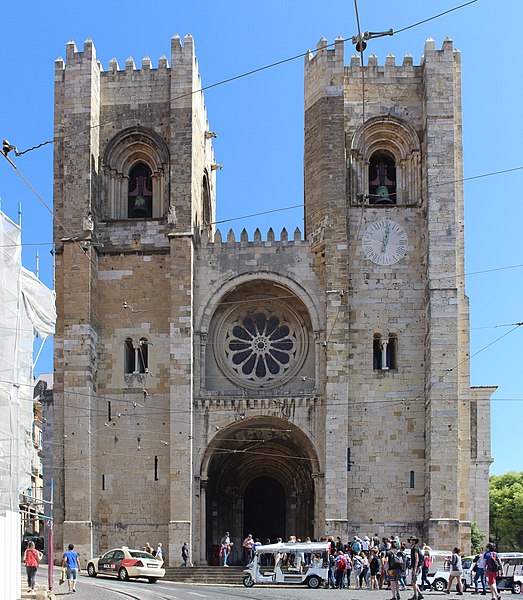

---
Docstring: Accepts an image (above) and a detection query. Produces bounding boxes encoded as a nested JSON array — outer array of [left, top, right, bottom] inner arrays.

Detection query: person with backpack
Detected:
[[408, 535, 424, 600], [472, 547, 487, 595], [386, 539, 405, 600], [334, 551, 347, 588], [484, 543, 502, 600], [446, 547, 464, 595]]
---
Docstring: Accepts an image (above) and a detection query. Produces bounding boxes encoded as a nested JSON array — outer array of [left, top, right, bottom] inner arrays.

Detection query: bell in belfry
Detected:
[[128, 173, 152, 218], [376, 185, 393, 203], [369, 157, 395, 204]]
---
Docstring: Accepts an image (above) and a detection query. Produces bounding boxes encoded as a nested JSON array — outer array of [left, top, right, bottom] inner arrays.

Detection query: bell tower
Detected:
[[304, 37, 487, 549], [53, 35, 216, 562]]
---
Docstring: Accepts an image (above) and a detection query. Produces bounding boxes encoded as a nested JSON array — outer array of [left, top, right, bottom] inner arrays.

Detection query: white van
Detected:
[[242, 541, 330, 589]]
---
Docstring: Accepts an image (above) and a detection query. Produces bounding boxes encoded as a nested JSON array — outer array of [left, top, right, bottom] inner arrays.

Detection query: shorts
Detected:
[[487, 572, 497, 586], [387, 569, 402, 581], [66, 567, 78, 580], [450, 570, 462, 577]]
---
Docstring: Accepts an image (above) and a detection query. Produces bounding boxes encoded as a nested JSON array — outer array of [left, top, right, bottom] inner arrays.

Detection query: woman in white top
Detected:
[[446, 547, 464, 595]]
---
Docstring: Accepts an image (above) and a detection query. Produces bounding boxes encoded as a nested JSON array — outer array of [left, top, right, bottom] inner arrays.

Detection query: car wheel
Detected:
[[307, 575, 322, 589], [148, 577, 158, 584], [513, 582, 522, 594], [433, 578, 447, 592], [118, 568, 129, 581], [243, 574, 254, 588], [87, 563, 97, 578]]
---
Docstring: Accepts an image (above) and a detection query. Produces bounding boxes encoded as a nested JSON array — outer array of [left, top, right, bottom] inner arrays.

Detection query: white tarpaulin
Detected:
[[0, 210, 56, 512]]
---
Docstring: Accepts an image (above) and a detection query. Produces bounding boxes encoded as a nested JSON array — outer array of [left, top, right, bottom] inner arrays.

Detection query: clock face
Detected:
[[362, 219, 408, 266]]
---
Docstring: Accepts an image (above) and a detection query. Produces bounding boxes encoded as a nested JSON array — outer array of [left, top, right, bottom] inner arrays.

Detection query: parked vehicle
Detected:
[[86, 546, 165, 583], [242, 541, 330, 589], [496, 552, 523, 594], [21, 535, 44, 555]]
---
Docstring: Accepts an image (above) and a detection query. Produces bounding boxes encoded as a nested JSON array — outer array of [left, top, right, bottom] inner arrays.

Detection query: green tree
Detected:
[[471, 521, 485, 554], [490, 472, 523, 550]]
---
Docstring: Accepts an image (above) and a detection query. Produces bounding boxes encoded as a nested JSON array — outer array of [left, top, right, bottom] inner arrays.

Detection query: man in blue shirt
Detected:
[[62, 544, 81, 594]]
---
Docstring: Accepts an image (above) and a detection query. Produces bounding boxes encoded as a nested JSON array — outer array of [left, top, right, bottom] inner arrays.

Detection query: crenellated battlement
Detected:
[[346, 37, 458, 78], [201, 226, 306, 247], [56, 34, 197, 74], [305, 36, 459, 114]]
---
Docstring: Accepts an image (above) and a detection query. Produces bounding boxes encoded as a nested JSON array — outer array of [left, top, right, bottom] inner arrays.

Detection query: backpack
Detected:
[[489, 552, 503, 573], [337, 556, 347, 571], [389, 551, 405, 570]]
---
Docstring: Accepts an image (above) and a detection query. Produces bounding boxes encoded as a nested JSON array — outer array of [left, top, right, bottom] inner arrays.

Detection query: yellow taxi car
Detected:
[[86, 546, 165, 583]]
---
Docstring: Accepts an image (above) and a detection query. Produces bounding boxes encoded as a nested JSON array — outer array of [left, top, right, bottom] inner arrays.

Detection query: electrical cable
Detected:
[[393, 0, 479, 35], [6, 1, 479, 157], [0, 152, 97, 272]]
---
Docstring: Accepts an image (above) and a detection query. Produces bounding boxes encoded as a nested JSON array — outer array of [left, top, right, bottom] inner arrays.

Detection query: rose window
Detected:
[[215, 303, 307, 389]]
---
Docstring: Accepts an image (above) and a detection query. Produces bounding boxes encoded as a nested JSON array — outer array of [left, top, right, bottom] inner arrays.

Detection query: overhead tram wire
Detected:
[[9, 312, 523, 415], [5, 0, 479, 158], [0, 152, 98, 272], [207, 165, 523, 228]]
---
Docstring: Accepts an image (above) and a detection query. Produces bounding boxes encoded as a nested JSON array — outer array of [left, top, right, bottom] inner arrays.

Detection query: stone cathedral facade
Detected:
[[52, 34, 494, 566]]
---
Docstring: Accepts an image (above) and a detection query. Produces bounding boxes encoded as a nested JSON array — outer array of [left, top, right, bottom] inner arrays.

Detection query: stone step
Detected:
[[164, 566, 244, 584]]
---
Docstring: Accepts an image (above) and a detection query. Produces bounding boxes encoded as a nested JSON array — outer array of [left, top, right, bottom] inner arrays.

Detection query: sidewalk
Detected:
[[19, 585, 55, 600], [20, 564, 56, 600]]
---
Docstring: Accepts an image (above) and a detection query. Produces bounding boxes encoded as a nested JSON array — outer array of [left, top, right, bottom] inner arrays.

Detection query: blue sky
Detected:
[[1, 0, 521, 475]]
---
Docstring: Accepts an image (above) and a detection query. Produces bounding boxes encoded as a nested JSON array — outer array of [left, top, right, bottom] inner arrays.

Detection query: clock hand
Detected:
[[381, 227, 390, 253]]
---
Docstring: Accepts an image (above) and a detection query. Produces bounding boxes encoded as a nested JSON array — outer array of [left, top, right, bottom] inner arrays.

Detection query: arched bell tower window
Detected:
[[128, 163, 153, 218], [369, 152, 396, 205], [350, 116, 421, 206], [102, 127, 170, 220]]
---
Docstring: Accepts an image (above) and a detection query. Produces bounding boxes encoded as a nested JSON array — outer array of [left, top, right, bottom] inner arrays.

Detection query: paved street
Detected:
[[28, 569, 489, 600]]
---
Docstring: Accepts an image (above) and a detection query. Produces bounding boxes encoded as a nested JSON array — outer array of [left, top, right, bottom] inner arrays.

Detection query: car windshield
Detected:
[[130, 551, 155, 559]]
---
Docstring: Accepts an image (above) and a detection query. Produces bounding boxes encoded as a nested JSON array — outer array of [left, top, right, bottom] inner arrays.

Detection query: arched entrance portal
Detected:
[[203, 418, 318, 565]]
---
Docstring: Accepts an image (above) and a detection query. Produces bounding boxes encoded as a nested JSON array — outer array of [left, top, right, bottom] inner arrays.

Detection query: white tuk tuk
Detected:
[[242, 541, 330, 589], [496, 552, 523, 594]]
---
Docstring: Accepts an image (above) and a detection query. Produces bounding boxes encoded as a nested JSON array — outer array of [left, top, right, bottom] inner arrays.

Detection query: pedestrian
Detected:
[[62, 543, 81, 594], [484, 543, 503, 600], [420, 545, 432, 591], [144, 542, 153, 555], [220, 531, 232, 566], [386, 539, 405, 600], [359, 552, 370, 588], [156, 542, 163, 560], [369, 550, 381, 589], [472, 548, 487, 595], [181, 541, 189, 567], [446, 547, 464, 595], [408, 535, 424, 600], [242, 534, 254, 565], [23, 540, 43, 593], [334, 550, 347, 588], [327, 551, 336, 588]]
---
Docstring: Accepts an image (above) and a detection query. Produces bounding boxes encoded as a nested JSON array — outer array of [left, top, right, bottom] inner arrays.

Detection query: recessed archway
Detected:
[[202, 417, 319, 565]]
